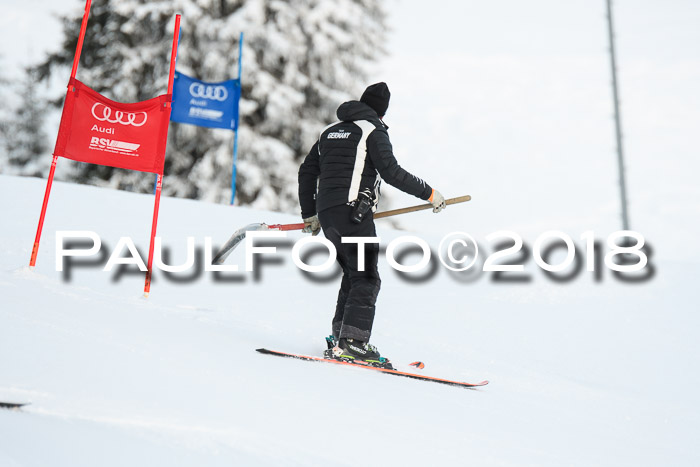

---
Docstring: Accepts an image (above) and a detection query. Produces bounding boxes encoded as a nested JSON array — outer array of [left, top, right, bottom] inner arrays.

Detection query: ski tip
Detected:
[[452, 380, 488, 389], [409, 361, 425, 370], [0, 402, 29, 410]]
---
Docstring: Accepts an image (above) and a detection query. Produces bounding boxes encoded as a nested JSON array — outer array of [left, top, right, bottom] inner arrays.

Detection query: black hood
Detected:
[[336, 101, 379, 122]]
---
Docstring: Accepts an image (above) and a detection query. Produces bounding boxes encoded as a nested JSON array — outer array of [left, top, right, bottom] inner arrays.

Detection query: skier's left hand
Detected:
[[302, 215, 321, 236], [429, 189, 446, 213]]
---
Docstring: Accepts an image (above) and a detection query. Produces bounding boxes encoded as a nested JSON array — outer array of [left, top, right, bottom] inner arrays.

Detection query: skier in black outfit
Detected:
[[298, 82, 446, 364]]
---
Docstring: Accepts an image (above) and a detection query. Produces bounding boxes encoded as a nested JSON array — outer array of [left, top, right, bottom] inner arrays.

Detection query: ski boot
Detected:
[[325, 335, 337, 350], [324, 337, 393, 370]]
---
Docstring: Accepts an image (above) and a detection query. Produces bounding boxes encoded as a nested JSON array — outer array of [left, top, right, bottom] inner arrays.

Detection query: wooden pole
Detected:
[[273, 195, 472, 229], [374, 195, 471, 219]]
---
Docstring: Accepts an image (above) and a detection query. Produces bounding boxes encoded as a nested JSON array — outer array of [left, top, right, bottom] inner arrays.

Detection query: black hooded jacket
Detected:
[[298, 101, 432, 218]]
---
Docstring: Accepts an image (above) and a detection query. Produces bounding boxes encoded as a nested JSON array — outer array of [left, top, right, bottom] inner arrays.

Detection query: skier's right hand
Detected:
[[429, 189, 446, 213], [302, 215, 321, 236]]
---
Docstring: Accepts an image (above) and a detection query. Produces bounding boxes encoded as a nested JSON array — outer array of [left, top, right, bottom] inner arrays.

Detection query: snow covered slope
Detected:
[[0, 174, 698, 466]]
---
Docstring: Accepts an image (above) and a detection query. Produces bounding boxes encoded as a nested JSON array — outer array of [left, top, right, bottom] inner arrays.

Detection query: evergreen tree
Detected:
[[0, 55, 10, 171], [36, 0, 387, 211], [2, 67, 49, 177]]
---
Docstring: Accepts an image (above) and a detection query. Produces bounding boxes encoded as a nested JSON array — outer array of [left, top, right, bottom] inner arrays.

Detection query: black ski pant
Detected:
[[318, 204, 380, 342]]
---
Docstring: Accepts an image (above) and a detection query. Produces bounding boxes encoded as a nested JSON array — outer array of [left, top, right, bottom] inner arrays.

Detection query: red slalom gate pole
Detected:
[[29, 156, 58, 267], [70, 0, 92, 87], [144, 14, 180, 297], [143, 174, 162, 297], [30, 0, 92, 268], [166, 15, 181, 99]]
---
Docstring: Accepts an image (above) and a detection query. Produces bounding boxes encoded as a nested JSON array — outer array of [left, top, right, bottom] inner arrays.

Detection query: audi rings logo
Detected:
[[189, 83, 228, 101], [91, 103, 148, 127]]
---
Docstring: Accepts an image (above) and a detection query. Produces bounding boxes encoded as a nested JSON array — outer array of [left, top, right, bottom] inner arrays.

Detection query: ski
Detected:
[[256, 348, 488, 389], [0, 401, 28, 410]]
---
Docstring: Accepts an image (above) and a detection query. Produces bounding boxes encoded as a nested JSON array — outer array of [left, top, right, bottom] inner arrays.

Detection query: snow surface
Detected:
[[0, 174, 698, 466]]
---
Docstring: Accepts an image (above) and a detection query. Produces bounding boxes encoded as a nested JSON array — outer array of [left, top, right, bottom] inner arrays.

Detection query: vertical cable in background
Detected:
[[606, 0, 631, 231]]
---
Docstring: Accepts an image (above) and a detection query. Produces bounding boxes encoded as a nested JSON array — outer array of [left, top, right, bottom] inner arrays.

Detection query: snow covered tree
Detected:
[[0, 55, 11, 172], [1, 67, 50, 177], [35, 0, 387, 211]]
